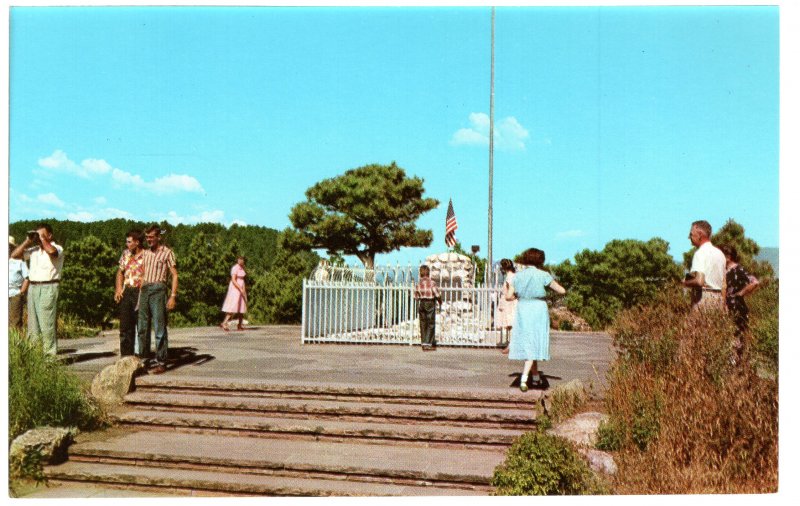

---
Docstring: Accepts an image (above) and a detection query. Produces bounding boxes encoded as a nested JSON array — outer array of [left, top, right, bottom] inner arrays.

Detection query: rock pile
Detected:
[[424, 252, 475, 289]]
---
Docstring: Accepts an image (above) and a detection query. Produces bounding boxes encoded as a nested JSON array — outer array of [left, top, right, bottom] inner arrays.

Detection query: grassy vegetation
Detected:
[[599, 286, 778, 494], [8, 328, 105, 443]]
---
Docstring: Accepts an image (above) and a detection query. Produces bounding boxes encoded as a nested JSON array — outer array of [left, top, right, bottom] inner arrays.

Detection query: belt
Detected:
[[702, 288, 722, 292], [29, 280, 59, 285]]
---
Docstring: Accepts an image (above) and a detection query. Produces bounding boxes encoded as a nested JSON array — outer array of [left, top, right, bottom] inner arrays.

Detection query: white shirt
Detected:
[[689, 241, 725, 290], [24, 242, 65, 282], [9, 258, 29, 297]]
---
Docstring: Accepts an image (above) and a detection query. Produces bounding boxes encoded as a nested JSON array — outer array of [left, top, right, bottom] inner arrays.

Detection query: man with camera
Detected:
[[10, 222, 64, 355], [682, 220, 725, 311]]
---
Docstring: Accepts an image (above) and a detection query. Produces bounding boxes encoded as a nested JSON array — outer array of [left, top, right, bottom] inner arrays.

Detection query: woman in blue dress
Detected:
[[507, 248, 566, 391]]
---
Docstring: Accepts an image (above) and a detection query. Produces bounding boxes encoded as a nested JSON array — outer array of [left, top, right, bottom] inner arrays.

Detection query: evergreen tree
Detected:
[[285, 162, 438, 269], [248, 232, 319, 324], [553, 238, 682, 329], [58, 235, 118, 327], [176, 232, 240, 325]]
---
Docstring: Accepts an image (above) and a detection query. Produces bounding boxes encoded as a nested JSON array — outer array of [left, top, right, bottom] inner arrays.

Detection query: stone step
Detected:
[[45, 461, 487, 496], [123, 391, 537, 429], [66, 428, 505, 490], [111, 409, 526, 448], [133, 375, 541, 408]]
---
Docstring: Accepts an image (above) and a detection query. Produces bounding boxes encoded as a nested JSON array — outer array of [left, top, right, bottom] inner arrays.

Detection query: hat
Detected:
[[9, 235, 16, 246]]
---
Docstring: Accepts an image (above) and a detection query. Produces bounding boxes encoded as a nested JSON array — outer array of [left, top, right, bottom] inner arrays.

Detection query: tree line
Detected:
[[9, 219, 319, 329]]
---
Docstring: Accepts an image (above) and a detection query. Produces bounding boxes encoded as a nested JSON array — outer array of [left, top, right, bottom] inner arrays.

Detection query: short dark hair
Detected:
[[126, 229, 143, 244], [517, 248, 546, 268], [419, 265, 431, 277], [499, 258, 516, 273], [35, 222, 53, 235], [719, 244, 739, 262], [691, 220, 712, 238], [145, 224, 161, 235]]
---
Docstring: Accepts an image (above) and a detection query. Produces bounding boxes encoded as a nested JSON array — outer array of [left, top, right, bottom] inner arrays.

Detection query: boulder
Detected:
[[91, 355, 145, 405], [579, 448, 618, 475], [9, 427, 74, 466], [549, 411, 607, 447]]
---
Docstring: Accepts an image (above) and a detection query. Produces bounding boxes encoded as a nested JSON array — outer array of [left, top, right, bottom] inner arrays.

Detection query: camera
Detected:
[[27, 230, 41, 245]]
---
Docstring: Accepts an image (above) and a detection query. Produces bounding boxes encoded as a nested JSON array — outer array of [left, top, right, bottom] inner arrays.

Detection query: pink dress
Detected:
[[496, 272, 518, 328], [221, 264, 247, 314]]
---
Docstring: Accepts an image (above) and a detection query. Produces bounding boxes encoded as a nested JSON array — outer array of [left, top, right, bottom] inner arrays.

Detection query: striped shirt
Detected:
[[414, 277, 440, 300], [141, 246, 176, 285]]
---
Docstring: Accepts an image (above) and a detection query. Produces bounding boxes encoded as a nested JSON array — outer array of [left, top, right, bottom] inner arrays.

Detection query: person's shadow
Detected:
[[159, 346, 215, 372], [509, 372, 559, 390], [58, 350, 117, 365]]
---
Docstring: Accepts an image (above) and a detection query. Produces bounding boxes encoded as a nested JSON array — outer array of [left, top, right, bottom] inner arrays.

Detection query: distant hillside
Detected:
[[756, 247, 779, 278]]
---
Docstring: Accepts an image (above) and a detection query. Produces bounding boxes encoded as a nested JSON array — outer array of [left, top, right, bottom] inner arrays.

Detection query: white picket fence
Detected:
[[301, 276, 505, 347]]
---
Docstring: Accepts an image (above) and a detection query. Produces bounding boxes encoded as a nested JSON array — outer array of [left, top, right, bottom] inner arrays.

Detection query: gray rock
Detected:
[[549, 411, 608, 447], [579, 448, 617, 475], [9, 426, 74, 465], [91, 355, 145, 405]]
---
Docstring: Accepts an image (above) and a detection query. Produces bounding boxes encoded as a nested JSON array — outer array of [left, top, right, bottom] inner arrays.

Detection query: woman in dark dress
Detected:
[[719, 245, 759, 348]]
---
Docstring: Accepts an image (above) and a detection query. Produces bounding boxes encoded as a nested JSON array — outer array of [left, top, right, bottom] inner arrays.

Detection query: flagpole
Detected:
[[488, 6, 495, 281]]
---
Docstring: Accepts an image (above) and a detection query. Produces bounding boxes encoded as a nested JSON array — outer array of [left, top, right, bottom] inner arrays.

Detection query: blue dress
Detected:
[[508, 267, 553, 361]]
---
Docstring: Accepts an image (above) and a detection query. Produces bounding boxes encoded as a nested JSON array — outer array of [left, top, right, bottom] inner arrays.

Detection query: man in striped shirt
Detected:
[[414, 265, 441, 351], [137, 224, 179, 374]]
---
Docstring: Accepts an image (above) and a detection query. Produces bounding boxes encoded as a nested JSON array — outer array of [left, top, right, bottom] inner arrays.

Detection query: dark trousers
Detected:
[[9, 294, 25, 329], [418, 299, 437, 346], [119, 287, 138, 357], [137, 283, 168, 364]]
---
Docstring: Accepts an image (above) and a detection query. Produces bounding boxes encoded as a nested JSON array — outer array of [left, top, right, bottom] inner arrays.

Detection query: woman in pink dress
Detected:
[[220, 256, 247, 331], [497, 258, 518, 354]]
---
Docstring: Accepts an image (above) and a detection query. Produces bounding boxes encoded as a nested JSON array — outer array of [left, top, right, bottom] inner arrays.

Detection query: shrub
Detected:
[[492, 430, 607, 495], [603, 287, 778, 494], [748, 279, 778, 370], [8, 329, 105, 442], [57, 312, 100, 340]]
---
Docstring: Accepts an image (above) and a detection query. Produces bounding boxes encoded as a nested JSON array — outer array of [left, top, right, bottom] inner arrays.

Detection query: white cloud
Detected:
[[38, 149, 204, 194], [37, 192, 65, 207], [151, 174, 204, 194], [101, 208, 133, 219], [556, 229, 586, 240], [450, 112, 529, 150], [38, 150, 112, 178], [112, 168, 203, 195], [163, 209, 224, 225], [67, 211, 95, 222], [94, 196, 107, 205]]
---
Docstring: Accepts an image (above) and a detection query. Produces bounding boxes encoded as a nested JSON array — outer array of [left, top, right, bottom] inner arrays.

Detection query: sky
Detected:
[[6, 4, 781, 268]]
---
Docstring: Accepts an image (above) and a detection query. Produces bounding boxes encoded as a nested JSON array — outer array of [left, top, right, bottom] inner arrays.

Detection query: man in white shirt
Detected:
[[10, 223, 64, 355], [682, 220, 725, 311]]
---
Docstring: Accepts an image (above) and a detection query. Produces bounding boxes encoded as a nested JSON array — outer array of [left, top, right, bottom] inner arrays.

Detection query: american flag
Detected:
[[445, 199, 458, 248]]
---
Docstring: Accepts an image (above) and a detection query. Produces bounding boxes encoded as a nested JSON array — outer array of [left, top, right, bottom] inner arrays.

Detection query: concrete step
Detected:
[[133, 375, 541, 408], [123, 391, 537, 429], [66, 428, 505, 490], [111, 409, 527, 448], [45, 461, 487, 496]]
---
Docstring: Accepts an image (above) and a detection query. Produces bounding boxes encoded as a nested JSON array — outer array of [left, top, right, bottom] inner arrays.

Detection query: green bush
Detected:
[[492, 430, 606, 495], [8, 329, 105, 442]]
